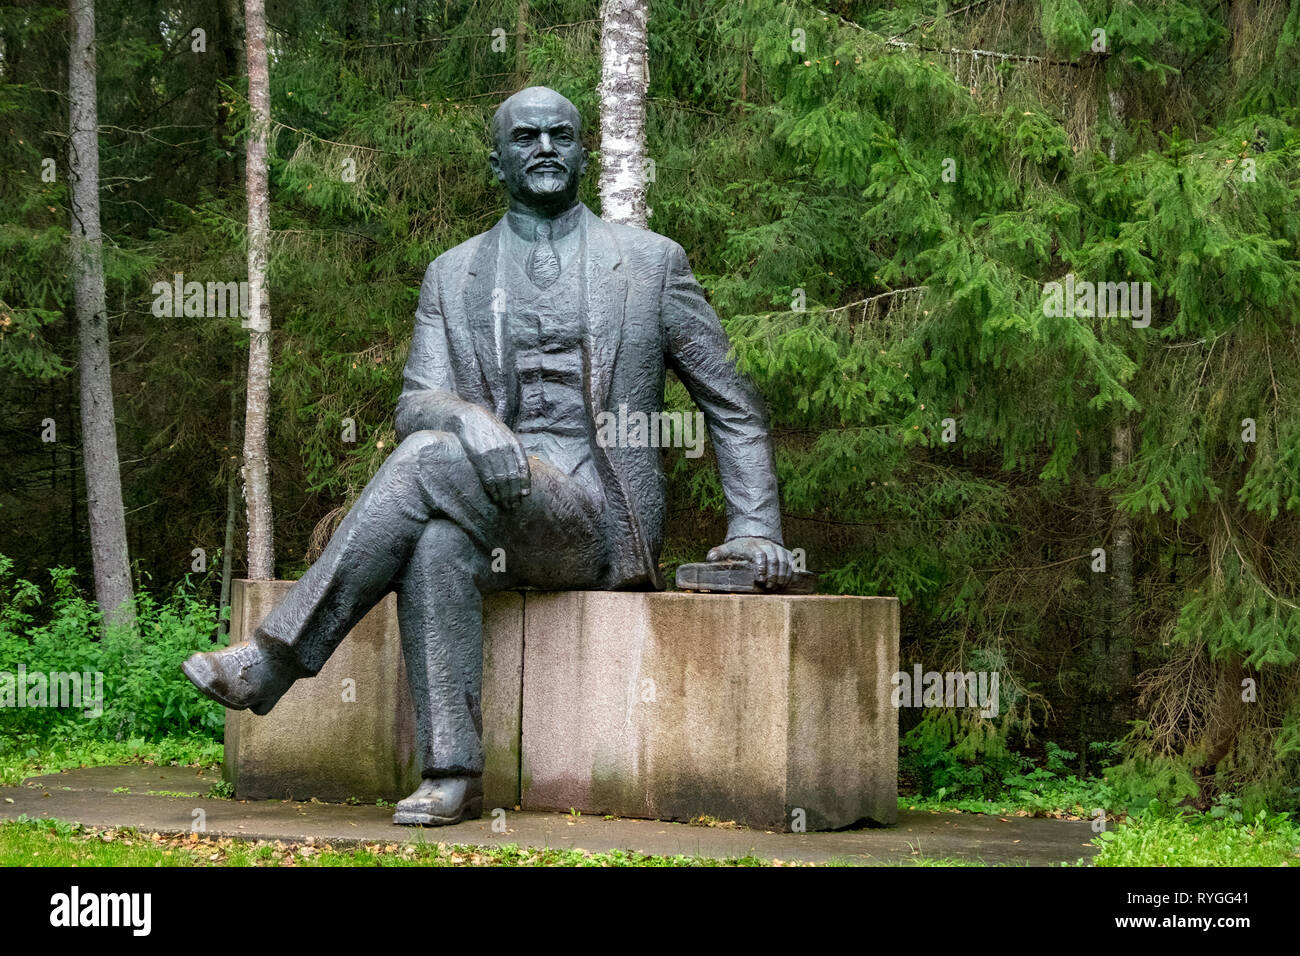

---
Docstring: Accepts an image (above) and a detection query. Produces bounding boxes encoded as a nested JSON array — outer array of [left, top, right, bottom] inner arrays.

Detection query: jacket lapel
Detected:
[[581, 208, 627, 411], [460, 218, 507, 417], [578, 209, 659, 588], [458, 208, 626, 418]]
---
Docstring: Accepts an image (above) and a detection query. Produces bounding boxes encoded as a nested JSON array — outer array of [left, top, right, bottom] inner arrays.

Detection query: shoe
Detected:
[[392, 776, 484, 826], [181, 638, 300, 715]]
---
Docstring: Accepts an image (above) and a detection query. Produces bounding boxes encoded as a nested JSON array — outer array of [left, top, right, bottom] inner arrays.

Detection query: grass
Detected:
[[901, 856, 992, 866], [0, 737, 221, 787], [902, 770, 1300, 867], [1086, 809, 1300, 867], [6, 738, 1296, 866], [905, 792, 1300, 866], [0, 818, 787, 867], [0, 818, 1027, 867], [11, 811, 1294, 867]]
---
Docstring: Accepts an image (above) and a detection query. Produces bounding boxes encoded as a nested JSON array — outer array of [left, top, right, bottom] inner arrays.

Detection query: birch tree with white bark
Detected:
[[597, 0, 649, 228], [242, 0, 275, 578]]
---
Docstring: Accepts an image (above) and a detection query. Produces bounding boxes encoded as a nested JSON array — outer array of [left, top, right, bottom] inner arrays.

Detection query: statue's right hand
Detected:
[[457, 406, 531, 510]]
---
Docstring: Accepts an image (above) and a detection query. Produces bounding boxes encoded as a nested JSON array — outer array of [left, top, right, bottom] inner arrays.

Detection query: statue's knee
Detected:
[[412, 519, 477, 569], [393, 429, 465, 472]]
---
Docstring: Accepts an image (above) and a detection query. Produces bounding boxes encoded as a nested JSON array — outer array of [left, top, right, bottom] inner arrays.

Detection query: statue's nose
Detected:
[[537, 133, 555, 153]]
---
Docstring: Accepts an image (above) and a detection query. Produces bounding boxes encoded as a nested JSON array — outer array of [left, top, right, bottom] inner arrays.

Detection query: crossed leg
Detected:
[[248, 426, 605, 818], [251, 428, 499, 675], [395, 438, 608, 783], [184, 423, 606, 822]]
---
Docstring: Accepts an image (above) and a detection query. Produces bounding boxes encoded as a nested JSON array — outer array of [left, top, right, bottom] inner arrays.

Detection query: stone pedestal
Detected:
[[223, 580, 523, 810], [520, 592, 898, 831], [223, 582, 897, 831]]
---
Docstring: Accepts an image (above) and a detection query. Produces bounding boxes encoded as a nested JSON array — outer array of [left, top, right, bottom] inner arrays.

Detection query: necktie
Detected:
[[526, 220, 561, 289]]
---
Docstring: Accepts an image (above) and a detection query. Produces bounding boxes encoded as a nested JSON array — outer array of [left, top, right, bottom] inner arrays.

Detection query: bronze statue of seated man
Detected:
[[183, 86, 794, 826]]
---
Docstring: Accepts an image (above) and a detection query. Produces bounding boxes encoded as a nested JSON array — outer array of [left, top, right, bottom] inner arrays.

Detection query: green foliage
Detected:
[[901, 710, 1029, 798], [1103, 754, 1201, 811], [5, 0, 1300, 811], [999, 742, 1119, 816], [0, 555, 225, 747], [205, 778, 236, 800], [903, 721, 1123, 816], [1090, 805, 1300, 866], [0, 737, 222, 787]]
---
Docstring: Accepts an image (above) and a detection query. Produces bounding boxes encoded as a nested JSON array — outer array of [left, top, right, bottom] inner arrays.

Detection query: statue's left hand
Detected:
[[706, 537, 794, 587]]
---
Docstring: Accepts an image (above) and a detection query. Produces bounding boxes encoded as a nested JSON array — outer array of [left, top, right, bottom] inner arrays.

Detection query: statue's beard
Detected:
[[521, 167, 575, 202]]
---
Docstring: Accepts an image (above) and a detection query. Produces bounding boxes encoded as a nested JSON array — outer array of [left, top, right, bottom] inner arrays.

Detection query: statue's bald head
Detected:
[[488, 86, 587, 214], [492, 87, 582, 150]]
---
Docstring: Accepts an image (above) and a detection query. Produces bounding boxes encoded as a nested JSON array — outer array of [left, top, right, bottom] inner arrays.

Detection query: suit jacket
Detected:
[[395, 203, 782, 590]]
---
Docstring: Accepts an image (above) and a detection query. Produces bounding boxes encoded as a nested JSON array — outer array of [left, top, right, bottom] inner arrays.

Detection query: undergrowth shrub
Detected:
[[0, 554, 224, 748]]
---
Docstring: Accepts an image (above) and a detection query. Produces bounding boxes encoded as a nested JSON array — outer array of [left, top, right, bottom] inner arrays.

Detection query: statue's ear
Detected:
[[488, 150, 504, 182]]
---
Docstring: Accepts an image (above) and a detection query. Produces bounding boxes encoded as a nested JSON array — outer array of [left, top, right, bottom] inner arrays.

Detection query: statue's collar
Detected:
[[504, 202, 585, 243]]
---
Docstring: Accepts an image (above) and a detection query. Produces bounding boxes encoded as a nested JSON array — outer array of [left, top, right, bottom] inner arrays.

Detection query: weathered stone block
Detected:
[[519, 591, 898, 831], [223, 580, 522, 809], [225, 583, 898, 832]]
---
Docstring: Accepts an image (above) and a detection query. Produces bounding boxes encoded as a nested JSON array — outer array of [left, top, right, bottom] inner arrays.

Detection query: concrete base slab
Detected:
[[3, 770, 1097, 866], [222, 582, 898, 832]]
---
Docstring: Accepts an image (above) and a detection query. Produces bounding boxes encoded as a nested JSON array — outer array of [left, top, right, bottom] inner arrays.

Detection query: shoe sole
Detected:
[[181, 657, 282, 715], [392, 797, 483, 827]]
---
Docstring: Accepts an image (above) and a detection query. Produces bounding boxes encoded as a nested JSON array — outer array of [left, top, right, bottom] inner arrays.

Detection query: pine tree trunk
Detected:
[[597, 0, 649, 228], [68, 0, 134, 630], [242, 0, 275, 579], [67, 373, 82, 567]]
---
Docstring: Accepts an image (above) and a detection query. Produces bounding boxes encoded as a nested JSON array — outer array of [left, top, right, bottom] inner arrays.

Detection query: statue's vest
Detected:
[[496, 222, 600, 488]]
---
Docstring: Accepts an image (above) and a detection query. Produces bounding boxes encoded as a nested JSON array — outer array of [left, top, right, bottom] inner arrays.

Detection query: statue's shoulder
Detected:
[[596, 216, 672, 247], [593, 215, 684, 266], [428, 230, 491, 274]]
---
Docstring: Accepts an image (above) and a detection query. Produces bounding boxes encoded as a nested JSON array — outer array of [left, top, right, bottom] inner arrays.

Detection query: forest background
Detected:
[[3, 0, 1300, 812]]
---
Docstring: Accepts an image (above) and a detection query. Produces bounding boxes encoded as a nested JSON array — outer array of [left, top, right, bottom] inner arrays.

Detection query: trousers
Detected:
[[254, 426, 607, 778]]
